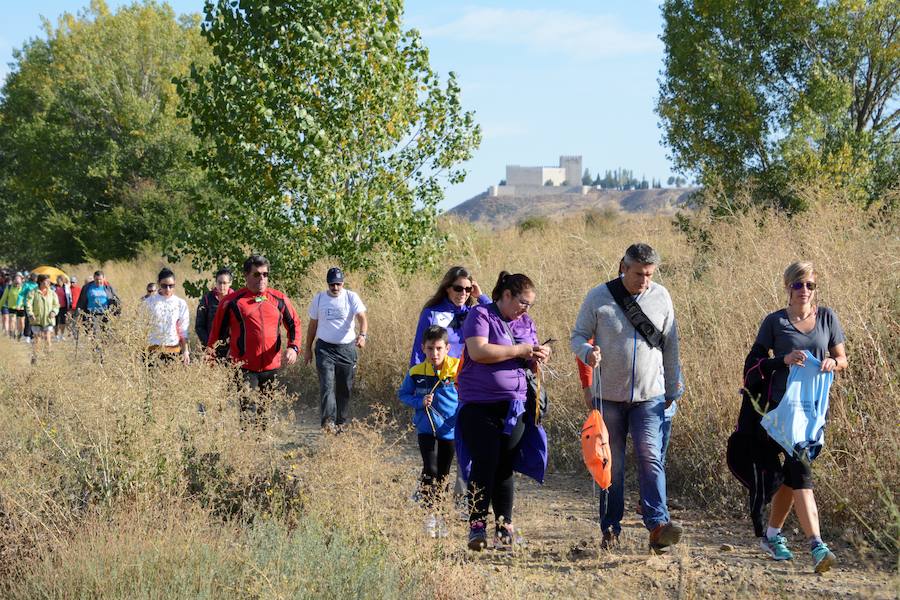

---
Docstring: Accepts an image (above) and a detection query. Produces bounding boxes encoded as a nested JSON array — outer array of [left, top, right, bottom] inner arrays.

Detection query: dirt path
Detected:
[[285, 403, 897, 600]]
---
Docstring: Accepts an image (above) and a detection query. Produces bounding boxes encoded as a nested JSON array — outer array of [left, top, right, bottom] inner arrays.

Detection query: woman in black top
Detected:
[[195, 268, 233, 357]]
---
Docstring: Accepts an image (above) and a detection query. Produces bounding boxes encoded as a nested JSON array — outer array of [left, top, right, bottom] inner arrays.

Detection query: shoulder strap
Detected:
[[605, 278, 665, 351]]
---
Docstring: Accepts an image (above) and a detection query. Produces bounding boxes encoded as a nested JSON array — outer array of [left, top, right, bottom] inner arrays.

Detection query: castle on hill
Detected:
[[489, 155, 589, 198]]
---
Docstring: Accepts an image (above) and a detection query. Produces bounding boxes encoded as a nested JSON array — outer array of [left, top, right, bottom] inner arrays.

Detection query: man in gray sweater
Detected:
[[571, 243, 684, 553]]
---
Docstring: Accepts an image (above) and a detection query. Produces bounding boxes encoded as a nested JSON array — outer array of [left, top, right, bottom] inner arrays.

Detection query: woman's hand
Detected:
[[784, 349, 806, 366], [585, 345, 602, 368], [821, 357, 838, 372], [471, 280, 482, 298], [532, 344, 552, 363], [423, 393, 433, 409]]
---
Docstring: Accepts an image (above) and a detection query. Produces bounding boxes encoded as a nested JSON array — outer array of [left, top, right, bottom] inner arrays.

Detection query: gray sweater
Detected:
[[570, 281, 682, 403]]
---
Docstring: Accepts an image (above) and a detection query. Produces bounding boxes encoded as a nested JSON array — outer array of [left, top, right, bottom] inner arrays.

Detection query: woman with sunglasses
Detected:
[[456, 271, 551, 551], [746, 261, 847, 572], [144, 267, 190, 366], [409, 266, 490, 366]]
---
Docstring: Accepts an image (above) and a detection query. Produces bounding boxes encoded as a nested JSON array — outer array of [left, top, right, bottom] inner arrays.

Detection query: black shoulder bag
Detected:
[[605, 278, 665, 350], [488, 303, 548, 424]]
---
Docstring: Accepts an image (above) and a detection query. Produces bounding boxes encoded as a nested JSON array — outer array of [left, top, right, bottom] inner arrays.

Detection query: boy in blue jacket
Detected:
[[398, 325, 460, 538]]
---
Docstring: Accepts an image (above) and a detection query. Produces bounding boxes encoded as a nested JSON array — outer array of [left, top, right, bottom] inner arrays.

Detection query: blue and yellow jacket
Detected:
[[398, 356, 460, 440]]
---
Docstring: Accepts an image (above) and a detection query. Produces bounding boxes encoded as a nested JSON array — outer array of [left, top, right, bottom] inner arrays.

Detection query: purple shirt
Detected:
[[458, 304, 538, 405]]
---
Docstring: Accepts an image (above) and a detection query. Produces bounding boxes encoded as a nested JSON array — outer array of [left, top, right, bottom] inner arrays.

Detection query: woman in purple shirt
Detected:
[[457, 271, 552, 551]]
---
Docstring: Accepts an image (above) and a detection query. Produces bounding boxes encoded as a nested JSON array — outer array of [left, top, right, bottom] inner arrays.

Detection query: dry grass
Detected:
[[0, 198, 896, 595]]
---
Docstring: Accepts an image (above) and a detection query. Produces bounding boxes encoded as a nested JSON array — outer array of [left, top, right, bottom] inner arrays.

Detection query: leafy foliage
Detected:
[[658, 0, 900, 212], [172, 0, 480, 293], [0, 0, 211, 265]]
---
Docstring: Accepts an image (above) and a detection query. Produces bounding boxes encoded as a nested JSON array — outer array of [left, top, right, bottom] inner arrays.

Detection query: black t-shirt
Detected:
[[753, 306, 845, 400]]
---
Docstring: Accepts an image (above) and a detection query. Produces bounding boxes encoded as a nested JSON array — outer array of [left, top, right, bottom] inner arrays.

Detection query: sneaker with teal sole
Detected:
[[760, 535, 794, 561], [811, 542, 836, 573]]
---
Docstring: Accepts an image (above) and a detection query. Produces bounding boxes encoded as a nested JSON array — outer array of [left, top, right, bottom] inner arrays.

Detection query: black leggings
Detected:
[[417, 434, 455, 507], [457, 401, 525, 526]]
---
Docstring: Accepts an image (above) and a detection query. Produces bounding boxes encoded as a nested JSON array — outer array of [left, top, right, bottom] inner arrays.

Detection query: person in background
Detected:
[[0, 271, 7, 335], [68, 276, 81, 318], [141, 282, 159, 301], [18, 273, 38, 343], [747, 261, 847, 573], [456, 271, 551, 551], [26, 274, 59, 363], [196, 268, 233, 358], [409, 266, 490, 365], [398, 325, 460, 538], [74, 270, 121, 338], [1, 273, 24, 338], [143, 268, 190, 366], [54, 275, 72, 341], [208, 255, 302, 427], [571, 243, 684, 554], [303, 267, 368, 433]]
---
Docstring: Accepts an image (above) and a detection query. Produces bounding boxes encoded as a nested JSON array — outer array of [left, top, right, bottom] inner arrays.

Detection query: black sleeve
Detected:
[[195, 294, 210, 346]]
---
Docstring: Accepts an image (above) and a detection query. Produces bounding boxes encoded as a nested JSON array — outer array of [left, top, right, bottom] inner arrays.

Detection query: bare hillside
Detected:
[[447, 188, 697, 227]]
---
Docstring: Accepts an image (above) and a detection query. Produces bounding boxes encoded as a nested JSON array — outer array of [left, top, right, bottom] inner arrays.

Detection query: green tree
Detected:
[[582, 168, 592, 185], [658, 0, 900, 212], [172, 0, 480, 293], [0, 0, 211, 264]]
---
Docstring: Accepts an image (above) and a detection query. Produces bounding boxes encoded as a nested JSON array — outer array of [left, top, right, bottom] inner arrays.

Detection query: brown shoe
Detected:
[[649, 521, 683, 554]]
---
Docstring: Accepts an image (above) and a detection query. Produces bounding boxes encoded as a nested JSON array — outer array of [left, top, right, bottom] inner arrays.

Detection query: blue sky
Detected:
[[0, 1, 674, 210]]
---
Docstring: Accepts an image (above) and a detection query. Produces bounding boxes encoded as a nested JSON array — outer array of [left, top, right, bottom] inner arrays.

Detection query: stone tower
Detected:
[[559, 156, 582, 186]]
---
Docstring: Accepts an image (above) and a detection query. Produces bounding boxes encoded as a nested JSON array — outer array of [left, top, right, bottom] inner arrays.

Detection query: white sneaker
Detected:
[[435, 516, 449, 538], [423, 514, 438, 538]]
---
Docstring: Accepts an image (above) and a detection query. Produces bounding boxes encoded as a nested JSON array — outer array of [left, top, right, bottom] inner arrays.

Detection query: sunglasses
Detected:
[[451, 285, 473, 293], [790, 281, 817, 291], [250, 271, 269, 279], [159, 284, 175, 289]]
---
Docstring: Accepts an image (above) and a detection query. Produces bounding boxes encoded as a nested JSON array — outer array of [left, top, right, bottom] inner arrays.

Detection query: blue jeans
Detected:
[[599, 396, 669, 533]]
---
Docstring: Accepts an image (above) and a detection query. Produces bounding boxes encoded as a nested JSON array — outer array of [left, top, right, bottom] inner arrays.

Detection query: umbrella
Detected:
[[31, 265, 68, 281]]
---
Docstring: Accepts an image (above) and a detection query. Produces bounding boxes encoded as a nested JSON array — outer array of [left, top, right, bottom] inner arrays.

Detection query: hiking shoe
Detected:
[[811, 542, 836, 573], [467, 521, 487, 551], [494, 524, 523, 549], [649, 521, 683, 554], [322, 421, 338, 434], [600, 530, 619, 550], [760, 534, 794, 561], [423, 514, 438, 539]]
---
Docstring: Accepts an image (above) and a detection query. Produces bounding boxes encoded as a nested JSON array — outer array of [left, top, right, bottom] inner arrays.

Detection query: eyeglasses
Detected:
[[516, 296, 534, 309], [451, 285, 473, 293], [159, 284, 175, 289], [250, 271, 269, 279], [790, 281, 817, 291]]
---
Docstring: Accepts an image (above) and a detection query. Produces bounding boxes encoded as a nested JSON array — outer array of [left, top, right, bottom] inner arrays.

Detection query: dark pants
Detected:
[[237, 368, 278, 428], [457, 401, 525, 526], [315, 339, 357, 426], [417, 434, 455, 508]]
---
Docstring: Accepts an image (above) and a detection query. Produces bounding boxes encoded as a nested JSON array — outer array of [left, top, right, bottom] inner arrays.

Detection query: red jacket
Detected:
[[208, 287, 302, 373], [69, 284, 82, 311]]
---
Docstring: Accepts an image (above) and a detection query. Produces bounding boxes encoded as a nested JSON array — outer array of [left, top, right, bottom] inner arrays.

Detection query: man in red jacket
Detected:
[[208, 254, 302, 424]]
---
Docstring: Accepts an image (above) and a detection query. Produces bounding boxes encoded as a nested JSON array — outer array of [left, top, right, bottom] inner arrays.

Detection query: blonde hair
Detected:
[[783, 261, 816, 288]]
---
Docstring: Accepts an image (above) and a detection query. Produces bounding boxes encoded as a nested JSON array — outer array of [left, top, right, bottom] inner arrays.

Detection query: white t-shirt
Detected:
[[144, 294, 190, 346], [308, 289, 366, 345]]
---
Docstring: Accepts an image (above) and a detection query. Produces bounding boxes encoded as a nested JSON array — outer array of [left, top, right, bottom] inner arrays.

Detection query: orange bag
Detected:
[[581, 409, 612, 489]]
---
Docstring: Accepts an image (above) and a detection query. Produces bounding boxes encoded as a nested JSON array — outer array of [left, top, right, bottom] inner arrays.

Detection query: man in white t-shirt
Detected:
[[303, 267, 368, 432]]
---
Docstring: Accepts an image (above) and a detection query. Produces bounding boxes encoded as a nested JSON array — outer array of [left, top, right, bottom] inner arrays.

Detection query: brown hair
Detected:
[[491, 271, 534, 302], [423, 266, 478, 309]]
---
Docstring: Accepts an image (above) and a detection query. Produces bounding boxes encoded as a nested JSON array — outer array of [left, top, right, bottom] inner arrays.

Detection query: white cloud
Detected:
[[420, 7, 660, 60]]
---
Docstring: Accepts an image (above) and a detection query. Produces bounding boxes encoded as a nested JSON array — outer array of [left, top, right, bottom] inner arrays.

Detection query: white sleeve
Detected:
[[350, 291, 366, 314], [308, 292, 320, 320]]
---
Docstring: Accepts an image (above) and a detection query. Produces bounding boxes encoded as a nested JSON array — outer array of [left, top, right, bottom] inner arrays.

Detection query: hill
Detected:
[[447, 187, 697, 227]]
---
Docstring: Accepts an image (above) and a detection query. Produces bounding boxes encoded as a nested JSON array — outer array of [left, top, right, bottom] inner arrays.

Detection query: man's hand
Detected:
[[303, 348, 313, 365], [285, 347, 298, 365], [586, 345, 602, 368], [356, 334, 367, 348]]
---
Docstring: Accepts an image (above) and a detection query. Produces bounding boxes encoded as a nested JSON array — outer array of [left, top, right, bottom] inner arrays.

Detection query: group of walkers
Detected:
[[395, 244, 845, 574], [7, 245, 845, 573], [0, 269, 123, 363]]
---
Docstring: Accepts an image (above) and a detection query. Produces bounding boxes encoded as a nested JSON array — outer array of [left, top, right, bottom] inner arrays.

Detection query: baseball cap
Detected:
[[326, 267, 344, 284]]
